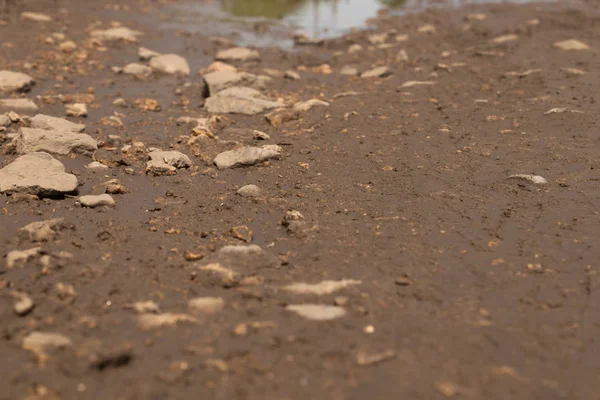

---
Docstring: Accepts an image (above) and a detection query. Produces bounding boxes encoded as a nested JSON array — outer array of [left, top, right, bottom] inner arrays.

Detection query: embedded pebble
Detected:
[[400, 80, 435, 88], [123, 63, 152, 76], [85, 161, 109, 171], [14, 294, 35, 316], [21, 11, 52, 22], [286, 304, 347, 321], [253, 130, 270, 140], [214, 145, 282, 169], [284, 70, 301, 80], [90, 27, 142, 42], [554, 39, 590, 51], [361, 66, 393, 79], [492, 34, 518, 44], [215, 47, 260, 62], [283, 279, 361, 295], [22, 332, 72, 355], [150, 54, 190, 76], [293, 99, 330, 112], [138, 313, 197, 329], [0, 152, 78, 196], [188, 297, 225, 313], [65, 103, 87, 117], [204, 86, 283, 115], [508, 174, 548, 185], [79, 194, 115, 208], [139, 47, 160, 60], [17, 218, 66, 242], [218, 244, 263, 256], [131, 300, 160, 314], [237, 184, 261, 197], [146, 150, 192, 175], [6, 247, 41, 269]]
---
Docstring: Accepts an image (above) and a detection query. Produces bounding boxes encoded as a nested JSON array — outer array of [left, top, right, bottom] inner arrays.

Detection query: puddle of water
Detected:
[[164, 0, 556, 47]]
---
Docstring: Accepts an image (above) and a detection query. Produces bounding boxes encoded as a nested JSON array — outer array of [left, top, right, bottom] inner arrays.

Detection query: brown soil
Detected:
[[2, 1, 600, 399]]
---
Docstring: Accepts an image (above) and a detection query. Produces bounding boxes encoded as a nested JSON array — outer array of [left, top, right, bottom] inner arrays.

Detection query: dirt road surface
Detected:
[[1, 0, 600, 399]]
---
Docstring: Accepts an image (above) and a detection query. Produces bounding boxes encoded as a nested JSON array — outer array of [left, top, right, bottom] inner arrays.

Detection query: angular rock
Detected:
[[123, 63, 152, 76], [17, 218, 66, 242], [203, 71, 267, 96], [79, 194, 115, 208], [286, 304, 347, 321], [13, 127, 97, 155], [215, 47, 260, 62], [214, 145, 282, 169], [65, 103, 87, 117], [138, 47, 159, 60], [0, 113, 10, 126], [283, 279, 361, 295], [554, 39, 590, 51], [0, 70, 35, 92], [90, 27, 142, 42], [265, 108, 299, 127], [491, 34, 518, 44], [150, 54, 190, 76], [146, 150, 192, 175], [237, 184, 261, 197], [188, 297, 225, 314], [30, 114, 85, 133], [6, 247, 41, 269], [293, 99, 330, 112], [0, 99, 38, 113], [205, 86, 283, 115], [0, 152, 78, 197], [131, 300, 160, 314], [361, 66, 393, 79], [253, 130, 270, 140], [21, 11, 52, 22]]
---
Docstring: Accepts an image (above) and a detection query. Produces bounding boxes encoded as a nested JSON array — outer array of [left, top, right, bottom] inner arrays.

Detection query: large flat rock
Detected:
[[204, 86, 283, 115], [13, 127, 97, 156], [0, 70, 35, 92], [0, 152, 78, 197]]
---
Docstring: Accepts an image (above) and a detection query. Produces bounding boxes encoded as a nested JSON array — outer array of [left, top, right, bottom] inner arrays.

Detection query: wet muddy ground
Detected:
[[1, 0, 600, 399]]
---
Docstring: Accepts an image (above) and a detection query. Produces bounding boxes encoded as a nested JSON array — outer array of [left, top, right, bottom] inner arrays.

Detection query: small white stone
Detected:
[[188, 297, 225, 313], [508, 174, 548, 185], [286, 304, 347, 321], [237, 184, 261, 197]]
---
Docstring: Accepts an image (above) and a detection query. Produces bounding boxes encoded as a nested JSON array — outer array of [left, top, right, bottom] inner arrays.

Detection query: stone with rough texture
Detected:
[[188, 297, 225, 313], [286, 304, 347, 321], [123, 63, 152, 76], [17, 218, 66, 242], [214, 145, 282, 169], [203, 71, 267, 95], [283, 279, 361, 295], [237, 184, 261, 197], [30, 114, 85, 133], [85, 161, 109, 171], [13, 127, 97, 156], [79, 194, 115, 208], [90, 27, 142, 42], [14, 294, 34, 315], [146, 150, 192, 175], [215, 47, 260, 62], [218, 244, 263, 256], [0, 70, 35, 92], [205, 61, 237, 74], [205, 87, 283, 115], [150, 54, 190, 76], [0, 99, 38, 113], [0, 152, 78, 196]]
